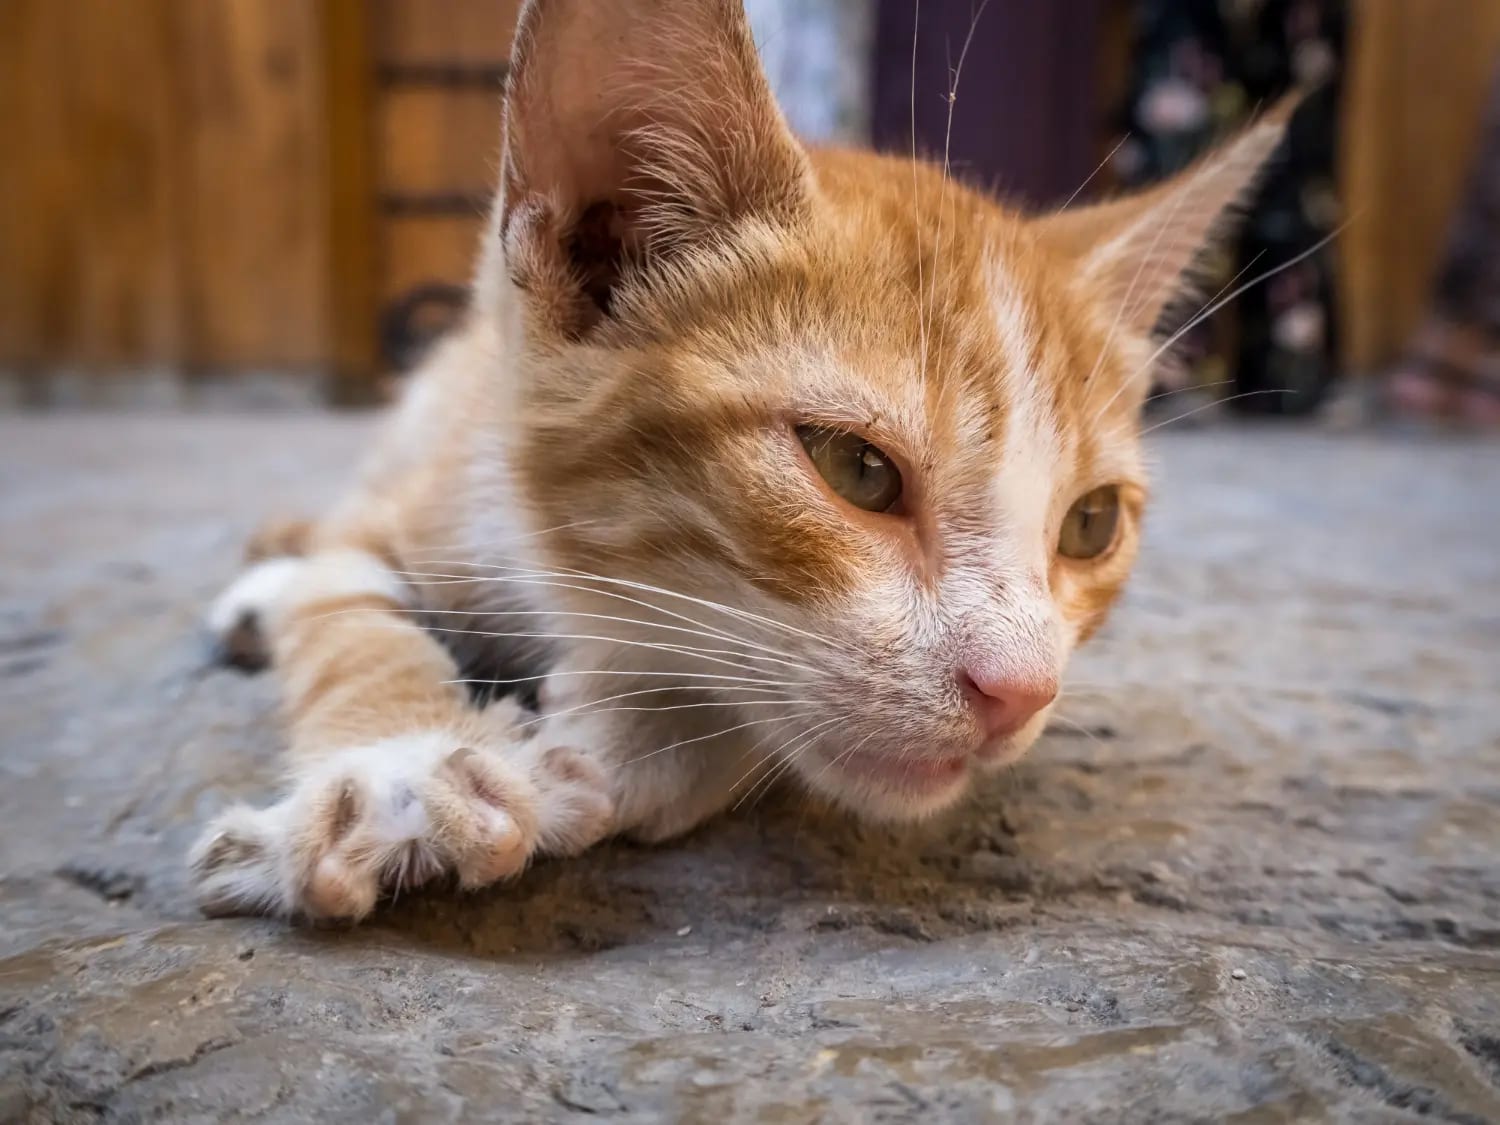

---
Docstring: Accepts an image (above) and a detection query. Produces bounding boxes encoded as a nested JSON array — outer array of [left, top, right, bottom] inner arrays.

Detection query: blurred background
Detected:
[[2, 0, 1498, 424]]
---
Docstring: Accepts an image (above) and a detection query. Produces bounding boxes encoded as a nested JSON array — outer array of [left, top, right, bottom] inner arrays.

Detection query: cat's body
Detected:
[[190, 0, 1292, 920]]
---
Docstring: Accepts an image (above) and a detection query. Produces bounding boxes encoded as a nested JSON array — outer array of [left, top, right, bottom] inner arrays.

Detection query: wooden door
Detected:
[[0, 1, 522, 402], [368, 1, 520, 381], [0, 1, 330, 385]]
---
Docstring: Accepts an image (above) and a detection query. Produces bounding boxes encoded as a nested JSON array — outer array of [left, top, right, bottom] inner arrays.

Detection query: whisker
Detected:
[[909, 0, 931, 384], [1141, 377, 1238, 407], [1046, 712, 1111, 749], [1084, 174, 1195, 416], [423, 534, 827, 649], [404, 558, 853, 656], [751, 713, 850, 808], [306, 584, 808, 671], [397, 520, 605, 560], [1122, 221, 1350, 392], [623, 711, 820, 767], [445, 668, 797, 690], [539, 698, 816, 730], [397, 605, 818, 675], [730, 714, 844, 810], [355, 622, 790, 677], [520, 694, 807, 730], [927, 0, 991, 408], [1137, 388, 1293, 436], [529, 681, 787, 718], [793, 727, 877, 834], [1059, 133, 1129, 212]]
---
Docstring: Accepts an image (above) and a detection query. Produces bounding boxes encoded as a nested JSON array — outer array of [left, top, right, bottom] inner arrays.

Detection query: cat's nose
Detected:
[[958, 667, 1058, 739]]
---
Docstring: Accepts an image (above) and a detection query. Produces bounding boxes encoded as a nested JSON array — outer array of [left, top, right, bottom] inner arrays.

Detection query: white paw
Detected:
[[205, 557, 304, 670], [189, 729, 614, 920], [205, 551, 407, 670]]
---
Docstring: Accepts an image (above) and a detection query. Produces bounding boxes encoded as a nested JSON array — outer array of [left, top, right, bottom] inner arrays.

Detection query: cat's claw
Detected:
[[189, 732, 612, 920]]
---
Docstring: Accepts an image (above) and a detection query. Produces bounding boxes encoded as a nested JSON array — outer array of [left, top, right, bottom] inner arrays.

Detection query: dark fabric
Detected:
[[1115, 0, 1346, 416], [870, 0, 1104, 209]]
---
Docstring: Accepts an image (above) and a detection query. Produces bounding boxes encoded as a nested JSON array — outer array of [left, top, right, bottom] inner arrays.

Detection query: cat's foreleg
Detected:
[[190, 551, 614, 920]]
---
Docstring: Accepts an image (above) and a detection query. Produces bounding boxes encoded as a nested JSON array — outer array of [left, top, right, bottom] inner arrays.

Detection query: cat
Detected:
[[189, 0, 1292, 920]]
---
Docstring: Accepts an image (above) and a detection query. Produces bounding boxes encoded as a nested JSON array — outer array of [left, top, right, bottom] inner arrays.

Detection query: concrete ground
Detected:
[[1, 413, 1498, 1123]]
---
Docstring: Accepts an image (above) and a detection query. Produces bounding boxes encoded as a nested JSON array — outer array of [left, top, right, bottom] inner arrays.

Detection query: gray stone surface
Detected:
[[2, 413, 1499, 1123]]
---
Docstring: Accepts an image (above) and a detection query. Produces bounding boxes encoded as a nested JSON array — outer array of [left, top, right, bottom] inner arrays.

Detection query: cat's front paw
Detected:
[[189, 730, 615, 921], [189, 733, 539, 920], [205, 557, 305, 671], [205, 550, 407, 671]]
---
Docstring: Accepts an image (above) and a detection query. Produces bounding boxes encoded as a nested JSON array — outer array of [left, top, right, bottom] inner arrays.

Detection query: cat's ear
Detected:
[[483, 0, 812, 334], [1035, 98, 1297, 337]]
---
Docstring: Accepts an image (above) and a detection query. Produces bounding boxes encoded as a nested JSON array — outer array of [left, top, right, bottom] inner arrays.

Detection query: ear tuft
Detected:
[[1037, 94, 1301, 337]]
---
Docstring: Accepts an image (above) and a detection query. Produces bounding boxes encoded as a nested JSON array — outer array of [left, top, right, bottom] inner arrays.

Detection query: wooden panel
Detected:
[[380, 88, 503, 197], [0, 0, 75, 366], [370, 0, 520, 352], [1340, 1, 1500, 372], [0, 0, 559, 381], [171, 1, 329, 370], [321, 0, 382, 402], [376, 0, 522, 65], [0, 0, 343, 376], [0, 0, 182, 369], [382, 217, 484, 303]]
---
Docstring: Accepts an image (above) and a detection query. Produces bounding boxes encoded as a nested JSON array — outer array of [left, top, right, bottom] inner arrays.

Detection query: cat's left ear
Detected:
[[480, 0, 813, 335], [1035, 97, 1298, 337]]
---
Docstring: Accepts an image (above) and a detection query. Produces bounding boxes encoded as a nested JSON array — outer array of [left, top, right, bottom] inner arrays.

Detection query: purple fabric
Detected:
[[870, 0, 1104, 209]]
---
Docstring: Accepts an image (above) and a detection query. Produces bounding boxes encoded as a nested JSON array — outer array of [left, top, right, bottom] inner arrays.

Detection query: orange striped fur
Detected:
[[189, 0, 1291, 920]]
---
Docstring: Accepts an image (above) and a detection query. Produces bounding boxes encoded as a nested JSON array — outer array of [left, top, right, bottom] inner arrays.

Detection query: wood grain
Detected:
[[0, 0, 183, 370], [171, 0, 329, 370], [0, 0, 333, 376], [380, 88, 503, 199], [322, 0, 382, 402], [381, 216, 485, 304], [1340, 1, 1500, 372], [375, 0, 520, 65]]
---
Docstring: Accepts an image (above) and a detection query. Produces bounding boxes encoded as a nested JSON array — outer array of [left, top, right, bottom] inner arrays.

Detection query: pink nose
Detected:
[[959, 668, 1058, 739]]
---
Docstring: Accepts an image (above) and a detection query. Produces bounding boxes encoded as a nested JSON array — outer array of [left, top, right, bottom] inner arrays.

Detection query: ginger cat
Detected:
[[190, 0, 1292, 920]]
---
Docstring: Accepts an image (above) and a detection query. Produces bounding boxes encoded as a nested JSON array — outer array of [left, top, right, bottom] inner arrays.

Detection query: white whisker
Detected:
[[730, 714, 844, 810], [742, 715, 845, 809], [354, 621, 789, 678], [1122, 221, 1349, 393], [400, 606, 818, 675], [530, 697, 816, 729], [398, 559, 852, 655], [527, 682, 788, 723], [1083, 170, 1195, 415], [1059, 133, 1129, 212], [1137, 388, 1294, 436], [444, 668, 796, 690], [623, 711, 819, 767]]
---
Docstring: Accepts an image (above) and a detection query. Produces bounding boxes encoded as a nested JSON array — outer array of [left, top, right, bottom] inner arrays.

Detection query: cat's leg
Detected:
[[190, 550, 614, 920]]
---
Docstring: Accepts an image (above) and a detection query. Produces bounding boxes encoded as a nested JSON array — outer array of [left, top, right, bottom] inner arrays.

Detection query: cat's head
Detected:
[[482, 0, 1290, 819]]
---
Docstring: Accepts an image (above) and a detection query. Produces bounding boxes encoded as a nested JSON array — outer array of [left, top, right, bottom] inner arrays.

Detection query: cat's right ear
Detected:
[[480, 0, 812, 335], [1034, 97, 1297, 341]]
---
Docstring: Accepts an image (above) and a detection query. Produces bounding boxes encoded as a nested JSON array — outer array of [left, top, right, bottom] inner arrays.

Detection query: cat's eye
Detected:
[[1058, 485, 1122, 560], [796, 425, 903, 513]]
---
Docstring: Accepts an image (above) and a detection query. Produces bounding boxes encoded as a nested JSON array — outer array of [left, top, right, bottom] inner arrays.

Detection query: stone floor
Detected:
[[2, 413, 1498, 1123]]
